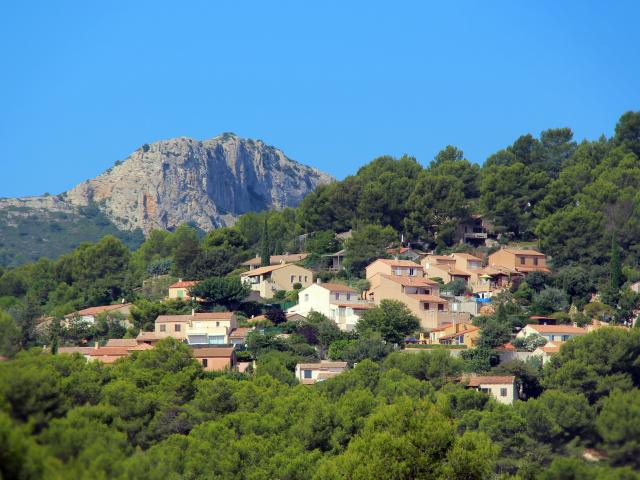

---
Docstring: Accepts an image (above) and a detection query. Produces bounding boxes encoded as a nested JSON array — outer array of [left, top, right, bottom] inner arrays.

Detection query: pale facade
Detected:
[[242, 253, 309, 270], [240, 263, 313, 299], [366, 258, 424, 279], [465, 375, 517, 404], [186, 312, 238, 345], [168, 280, 199, 300], [517, 324, 586, 343], [295, 361, 348, 384], [289, 283, 373, 331], [421, 255, 471, 284]]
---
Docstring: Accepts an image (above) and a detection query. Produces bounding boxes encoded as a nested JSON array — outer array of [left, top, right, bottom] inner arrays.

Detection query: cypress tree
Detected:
[[260, 217, 270, 267]]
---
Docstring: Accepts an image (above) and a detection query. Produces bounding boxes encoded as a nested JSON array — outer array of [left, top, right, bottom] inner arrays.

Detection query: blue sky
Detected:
[[1, 1, 639, 197]]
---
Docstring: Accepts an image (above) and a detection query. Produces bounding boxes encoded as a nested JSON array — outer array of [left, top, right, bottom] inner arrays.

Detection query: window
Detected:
[[298, 275, 302, 282], [409, 268, 415, 276], [520, 257, 525, 265], [480, 388, 489, 393], [533, 258, 539, 266], [335, 293, 340, 300], [202, 359, 208, 367], [423, 303, 430, 310], [290, 275, 295, 283], [209, 335, 225, 344], [438, 303, 444, 311], [160, 324, 166, 332], [500, 388, 508, 397], [303, 369, 312, 379], [561, 335, 569, 342], [346, 293, 351, 301], [426, 289, 431, 295], [175, 324, 181, 332], [304, 276, 308, 282], [304, 294, 309, 302]]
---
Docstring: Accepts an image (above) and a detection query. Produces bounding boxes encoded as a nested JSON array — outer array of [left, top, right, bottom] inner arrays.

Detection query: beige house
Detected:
[[366, 258, 424, 279], [517, 324, 586, 343], [421, 255, 472, 284], [532, 342, 560, 364], [488, 248, 550, 274], [429, 322, 479, 346], [464, 375, 517, 404], [295, 360, 348, 384], [289, 282, 373, 331], [240, 263, 313, 299], [242, 253, 309, 270], [365, 263, 470, 330], [192, 347, 236, 371], [136, 311, 239, 346], [168, 280, 199, 300]]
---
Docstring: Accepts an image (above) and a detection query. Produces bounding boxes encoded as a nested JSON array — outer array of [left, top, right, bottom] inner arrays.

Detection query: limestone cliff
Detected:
[[62, 133, 333, 233]]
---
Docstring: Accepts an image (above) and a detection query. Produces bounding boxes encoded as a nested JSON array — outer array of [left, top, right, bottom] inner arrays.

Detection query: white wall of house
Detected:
[[476, 382, 517, 404]]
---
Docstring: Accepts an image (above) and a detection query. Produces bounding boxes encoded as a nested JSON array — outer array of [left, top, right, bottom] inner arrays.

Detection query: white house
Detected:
[[517, 324, 586, 343], [532, 342, 561, 364], [465, 375, 517, 404], [186, 312, 238, 346], [289, 282, 373, 331], [295, 360, 348, 384]]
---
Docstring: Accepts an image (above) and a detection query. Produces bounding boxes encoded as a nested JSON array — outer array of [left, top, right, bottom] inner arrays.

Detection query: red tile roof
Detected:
[[318, 283, 357, 293], [240, 263, 290, 276], [297, 361, 348, 369], [105, 338, 139, 347], [408, 294, 448, 304], [380, 274, 438, 286], [466, 375, 515, 387], [527, 324, 586, 334], [74, 304, 131, 316], [374, 259, 422, 268], [439, 326, 480, 340], [192, 347, 235, 358], [504, 248, 545, 257], [229, 327, 253, 339], [242, 253, 309, 266], [169, 280, 199, 289]]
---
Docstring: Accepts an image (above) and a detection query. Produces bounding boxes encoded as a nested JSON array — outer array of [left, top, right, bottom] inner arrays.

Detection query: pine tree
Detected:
[[610, 232, 622, 291], [260, 216, 270, 267]]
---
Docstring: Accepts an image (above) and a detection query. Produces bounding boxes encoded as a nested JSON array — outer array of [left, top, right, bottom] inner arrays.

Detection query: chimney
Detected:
[[94, 341, 99, 350], [316, 278, 321, 284], [178, 278, 183, 282], [192, 309, 195, 316]]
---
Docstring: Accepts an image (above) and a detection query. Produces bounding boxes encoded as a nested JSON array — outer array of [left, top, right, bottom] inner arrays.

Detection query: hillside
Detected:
[[0, 133, 332, 267]]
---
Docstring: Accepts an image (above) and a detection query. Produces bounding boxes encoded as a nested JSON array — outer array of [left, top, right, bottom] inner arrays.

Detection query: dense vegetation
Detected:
[[0, 202, 143, 268], [1, 112, 640, 478], [2, 329, 640, 479]]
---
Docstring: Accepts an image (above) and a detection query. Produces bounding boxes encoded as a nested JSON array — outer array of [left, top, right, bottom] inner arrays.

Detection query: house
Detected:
[[453, 216, 495, 247], [295, 360, 348, 384], [186, 312, 238, 346], [517, 324, 586, 343], [532, 342, 560, 364], [475, 265, 522, 294], [56, 346, 94, 360], [64, 303, 132, 326], [240, 263, 313, 299], [365, 260, 471, 330], [488, 248, 550, 274], [105, 338, 139, 347], [323, 249, 346, 271], [385, 246, 425, 262], [88, 343, 153, 364], [430, 322, 479, 347], [464, 375, 517, 404], [228, 327, 254, 347], [421, 255, 472, 284], [289, 282, 373, 331], [168, 280, 199, 300], [366, 258, 424, 279], [242, 253, 309, 270], [192, 347, 236, 371]]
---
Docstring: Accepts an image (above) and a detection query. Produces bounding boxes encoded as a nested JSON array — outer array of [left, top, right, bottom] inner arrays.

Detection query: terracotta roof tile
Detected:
[[169, 280, 199, 289], [74, 304, 131, 316], [192, 347, 235, 358], [318, 283, 357, 293], [527, 324, 586, 334], [380, 274, 438, 287], [466, 375, 515, 387]]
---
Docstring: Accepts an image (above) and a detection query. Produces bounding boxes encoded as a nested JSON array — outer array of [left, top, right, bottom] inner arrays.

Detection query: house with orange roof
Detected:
[[517, 324, 586, 343], [192, 347, 236, 371], [64, 303, 132, 326], [136, 310, 240, 346], [88, 342, 153, 364], [488, 248, 550, 274], [532, 342, 561, 364], [168, 280, 200, 300], [288, 282, 373, 331], [430, 322, 479, 347], [463, 375, 517, 404], [240, 263, 313, 299], [421, 255, 472, 284], [242, 253, 309, 270], [365, 259, 471, 330], [295, 360, 348, 384]]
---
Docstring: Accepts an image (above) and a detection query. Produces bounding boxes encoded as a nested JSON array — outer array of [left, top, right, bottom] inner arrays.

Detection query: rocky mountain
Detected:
[[0, 133, 332, 266], [62, 133, 333, 233]]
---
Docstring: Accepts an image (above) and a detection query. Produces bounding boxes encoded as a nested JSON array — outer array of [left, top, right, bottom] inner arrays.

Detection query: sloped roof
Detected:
[[466, 375, 515, 387], [240, 263, 290, 277], [229, 327, 253, 339], [57, 347, 94, 354], [155, 315, 193, 323], [169, 280, 199, 289], [408, 294, 448, 304], [527, 324, 586, 334], [193, 312, 234, 320], [373, 259, 422, 268], [318, 283, 357, 293], [503, 248, 546, 257], [243, 253, 309, 266], [74, 304, 131, 316], [136, 331, 163, 341], [192, 347, 235, 358], [439, 326, 480, 340], [454, 253, 483, 261], [380, 274, 438, 287], [515, 266, 551, 273], [105, 338, 139, 347], [297, 361, 348, 369]]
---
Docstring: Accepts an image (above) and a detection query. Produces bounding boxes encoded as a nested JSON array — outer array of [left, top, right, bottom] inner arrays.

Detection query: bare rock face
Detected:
[[62, 133, 333, 234]]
